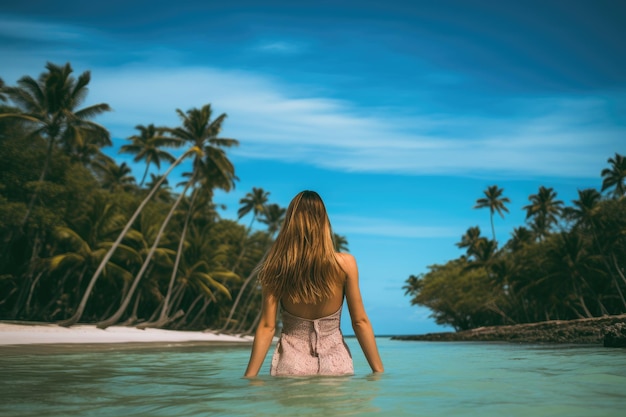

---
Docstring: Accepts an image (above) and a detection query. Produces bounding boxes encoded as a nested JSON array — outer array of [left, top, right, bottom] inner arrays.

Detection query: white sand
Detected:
[[0, 322, 253, 345]]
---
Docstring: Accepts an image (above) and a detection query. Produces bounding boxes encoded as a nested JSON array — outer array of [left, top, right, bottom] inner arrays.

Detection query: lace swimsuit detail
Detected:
[[270, 307, 354, 376]]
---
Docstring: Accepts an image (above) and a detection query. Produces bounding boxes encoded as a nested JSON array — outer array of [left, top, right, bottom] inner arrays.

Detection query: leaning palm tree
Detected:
[[95, 105, 238, 329], [232, 187, 269, 272], [166, 104, 239, 177], [96, 179, 195, 329], [0, 62, 111, 225], [233, 203, 287, 333], [238, 188, 270, 229], [601, 153, 626, 199], [139, 223, 238, 329], [57, 146, 202, 327], [523, 186, 564, 240], [474, 185, 510, 243], [145, 107, 238, 328], [221, 196, 282, 333], [120, 124, 177, 187], [191, 146, 238, 201]]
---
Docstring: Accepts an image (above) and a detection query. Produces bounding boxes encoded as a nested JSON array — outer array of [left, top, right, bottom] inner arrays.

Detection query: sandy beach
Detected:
[[0, 322, 253, 345]]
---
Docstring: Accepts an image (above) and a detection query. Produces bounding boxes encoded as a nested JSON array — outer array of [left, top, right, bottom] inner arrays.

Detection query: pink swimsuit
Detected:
[[270, 307, 354, 376]]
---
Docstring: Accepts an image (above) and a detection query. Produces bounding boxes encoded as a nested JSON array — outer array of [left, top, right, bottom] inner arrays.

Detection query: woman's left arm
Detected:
[[244, 290, 278, 377]]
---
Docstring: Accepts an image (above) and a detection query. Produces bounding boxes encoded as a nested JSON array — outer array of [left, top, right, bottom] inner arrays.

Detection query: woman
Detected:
[[244, 190, 384, 377]]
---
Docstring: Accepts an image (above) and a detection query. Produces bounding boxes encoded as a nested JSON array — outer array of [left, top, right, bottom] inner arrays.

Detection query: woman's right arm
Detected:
[[341, 253, 384, 373]]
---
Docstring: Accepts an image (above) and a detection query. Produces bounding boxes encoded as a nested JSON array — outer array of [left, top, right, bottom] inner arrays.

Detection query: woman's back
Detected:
[[280, 253, 348, 320]]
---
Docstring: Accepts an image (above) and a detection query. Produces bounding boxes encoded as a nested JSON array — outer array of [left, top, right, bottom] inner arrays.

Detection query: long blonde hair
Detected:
[[257, 190, 345, 304]]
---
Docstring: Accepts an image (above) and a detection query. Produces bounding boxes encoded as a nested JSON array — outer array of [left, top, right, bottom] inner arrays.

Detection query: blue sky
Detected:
[[1, 1, 625, 335]]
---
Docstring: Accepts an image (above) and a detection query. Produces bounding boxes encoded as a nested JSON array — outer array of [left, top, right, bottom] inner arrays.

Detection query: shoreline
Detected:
[[392, 314, 626, 344], [0, 321, 253, 346]]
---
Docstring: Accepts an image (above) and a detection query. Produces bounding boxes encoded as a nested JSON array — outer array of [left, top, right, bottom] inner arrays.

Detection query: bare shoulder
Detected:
[[335, 252, 357, 274]]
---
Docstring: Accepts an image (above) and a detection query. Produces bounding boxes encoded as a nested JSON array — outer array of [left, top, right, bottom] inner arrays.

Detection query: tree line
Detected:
[[0, 62, 348, 332], [404, 154, 626, 331]]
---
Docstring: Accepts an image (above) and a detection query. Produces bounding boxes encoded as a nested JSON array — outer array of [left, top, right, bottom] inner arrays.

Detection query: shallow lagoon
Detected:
[[1, 338, 625, 416]]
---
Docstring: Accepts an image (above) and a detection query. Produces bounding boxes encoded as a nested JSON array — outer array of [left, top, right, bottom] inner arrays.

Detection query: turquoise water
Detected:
[[1, 338, 625, 417]]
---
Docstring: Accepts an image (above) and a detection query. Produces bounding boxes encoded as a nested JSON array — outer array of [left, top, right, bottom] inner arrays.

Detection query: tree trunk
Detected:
[[220, 249, 268, 332], [613, 253, 626, 286], [234, 286, 261, 333], [24, 270, 45, 317], [158, 184, 198, 323], [167, 283, 187, 318], [613, 276, 626, 310], [231, 216, 256, 273], [188, 298, 212, 329], [245, 307, 263, 335], [21, 135, 56, 226], [578, 295, 593, 318], [120, 293, 142, 326]]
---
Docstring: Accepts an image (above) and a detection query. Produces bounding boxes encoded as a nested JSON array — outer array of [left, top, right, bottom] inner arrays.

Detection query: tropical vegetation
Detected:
[[404, 155, 626, 330], [0, 62, 349, 333]]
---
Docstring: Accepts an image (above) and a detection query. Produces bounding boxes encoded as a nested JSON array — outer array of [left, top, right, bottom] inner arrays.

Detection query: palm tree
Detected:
[[238, 188, 270, 228], [92, 157, 137, 192], [544, 233, 607, 318], [565, 189, 602, 230], [567, 189, 626, 311], [60, 104, 236, 327], [57, 147, 201, 327], [507, 226, 534, 252], [221, 190, 277, 333], [139, 224, 237, 329], [601, 153, 626, 199], [456, 226, 483, 258], [472, 239, 498, 266], [259, 203, 286, 238], [96, 104, 238, 328], [226, 203, 286, 333], [145, 174, 173, 204], [232, 187, 269, 272], [189, 146, 238, 201], [95, 173, 195, 329], [0, 62, 111, 225], [403, 274, 423, 300], [523, 186, 564, 240], [120, 124, 177, 186], [43, 196, 131, 318], [166, 104, 239, 179], [474, 185, 510, 243], [150, 107, 238, 328], [333, 233, 349, 252]]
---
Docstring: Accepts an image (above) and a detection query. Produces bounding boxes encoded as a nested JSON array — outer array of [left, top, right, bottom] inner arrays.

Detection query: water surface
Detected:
[[1, 338, 624, 416]]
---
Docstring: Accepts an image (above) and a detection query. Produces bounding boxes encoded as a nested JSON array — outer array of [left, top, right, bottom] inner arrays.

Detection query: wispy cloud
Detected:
[[86, 64, 623, 178], [0, 15, 86, 42], [255, 40, 304, 54], [2, 15, 623, 179]]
